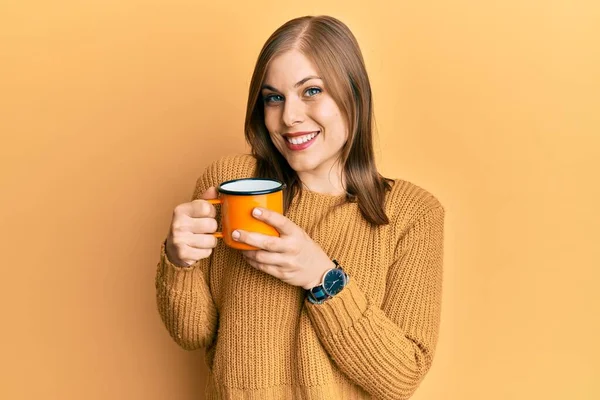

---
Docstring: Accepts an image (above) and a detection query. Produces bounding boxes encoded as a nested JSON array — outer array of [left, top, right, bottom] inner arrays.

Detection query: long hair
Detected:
[[244, 15, 393, 225]]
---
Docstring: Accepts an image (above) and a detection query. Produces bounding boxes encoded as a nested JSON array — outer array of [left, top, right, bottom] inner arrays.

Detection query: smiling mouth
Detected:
[[285, 131, 320, 145]]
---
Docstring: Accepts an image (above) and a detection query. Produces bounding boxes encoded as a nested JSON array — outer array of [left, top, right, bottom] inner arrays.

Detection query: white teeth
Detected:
[[287, 132, 318, 145]]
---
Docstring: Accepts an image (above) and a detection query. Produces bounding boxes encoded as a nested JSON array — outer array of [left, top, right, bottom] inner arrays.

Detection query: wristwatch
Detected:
[[307, 259, 350, 304]]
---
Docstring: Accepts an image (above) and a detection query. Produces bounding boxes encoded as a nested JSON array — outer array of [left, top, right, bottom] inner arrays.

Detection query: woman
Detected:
[[156, 15, 444, 400]]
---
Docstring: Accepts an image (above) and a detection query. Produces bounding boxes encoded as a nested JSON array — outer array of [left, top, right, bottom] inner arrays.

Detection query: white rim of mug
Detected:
[[217, 178, 286, 196]]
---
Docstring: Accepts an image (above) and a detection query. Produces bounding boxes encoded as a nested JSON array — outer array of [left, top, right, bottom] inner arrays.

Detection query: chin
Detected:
[[283, 156, 318, 173]]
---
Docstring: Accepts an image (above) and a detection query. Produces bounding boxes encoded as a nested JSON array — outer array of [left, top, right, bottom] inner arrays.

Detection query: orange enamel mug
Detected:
[[207, 178, 286, 251]]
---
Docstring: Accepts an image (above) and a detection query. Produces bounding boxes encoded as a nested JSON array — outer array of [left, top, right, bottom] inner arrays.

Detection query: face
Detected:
[[261, 50, 348, 177]]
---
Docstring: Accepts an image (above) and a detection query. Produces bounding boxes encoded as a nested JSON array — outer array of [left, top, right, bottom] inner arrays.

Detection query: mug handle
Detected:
[[206, 199, 223, 238]]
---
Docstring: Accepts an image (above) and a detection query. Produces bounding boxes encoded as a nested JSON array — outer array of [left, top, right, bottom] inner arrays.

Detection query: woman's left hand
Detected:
[[232, 207, 334, 290]]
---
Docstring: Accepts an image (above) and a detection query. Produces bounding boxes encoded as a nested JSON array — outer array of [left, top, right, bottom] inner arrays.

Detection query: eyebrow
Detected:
[[261, 75, 322, 92]]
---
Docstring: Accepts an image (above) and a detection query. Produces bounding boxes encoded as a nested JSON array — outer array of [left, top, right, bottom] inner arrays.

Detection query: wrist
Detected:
[[305, 259, 349, 304], [303, 259, 336, 290]]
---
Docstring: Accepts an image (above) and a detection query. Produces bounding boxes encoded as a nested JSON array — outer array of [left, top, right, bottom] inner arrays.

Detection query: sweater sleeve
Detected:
[[154, 159, 224, 350], [155, 245, 217, 350], [305, 205, 445, 400]]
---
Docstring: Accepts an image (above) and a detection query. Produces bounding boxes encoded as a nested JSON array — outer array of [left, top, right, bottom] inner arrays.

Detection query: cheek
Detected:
[[264, 114, 285, 152], [269, 132, 284, 152], [311, 96, 338, 118], [263, 107, 279, 133], [311, 102, 347, 134]]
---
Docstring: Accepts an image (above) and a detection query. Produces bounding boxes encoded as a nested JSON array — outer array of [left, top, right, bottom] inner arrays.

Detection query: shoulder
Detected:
[[208, 153, 256, 179], [203, 153, 257, 183], [385, 178, 444, 231]]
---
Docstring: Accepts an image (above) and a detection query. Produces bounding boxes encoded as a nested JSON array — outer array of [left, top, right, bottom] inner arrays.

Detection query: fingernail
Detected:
[[253, 208, 262, 217], [232, 230, 240, 240]]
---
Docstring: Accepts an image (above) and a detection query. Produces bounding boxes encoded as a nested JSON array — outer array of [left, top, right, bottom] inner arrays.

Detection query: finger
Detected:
[[171, 215, 217, 235], [243, 257, 282, 279], [187, 217, 218, 234], [174, 199, 217, 219], [241, 249, 283, 266], [186, 233, 218, 250], [233, 229, 285, 252], [180, 245, 213, 265], [251, 208, 295, 235], [200, 186, 218, 200]]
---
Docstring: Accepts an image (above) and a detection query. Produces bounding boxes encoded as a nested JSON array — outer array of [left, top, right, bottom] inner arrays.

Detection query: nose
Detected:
[[282, 96, 304, 127]]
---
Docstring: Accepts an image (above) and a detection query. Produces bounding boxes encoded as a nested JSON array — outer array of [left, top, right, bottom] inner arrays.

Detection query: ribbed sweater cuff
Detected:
[[157, 242, 210, 293], [306, 279, 369, 337]]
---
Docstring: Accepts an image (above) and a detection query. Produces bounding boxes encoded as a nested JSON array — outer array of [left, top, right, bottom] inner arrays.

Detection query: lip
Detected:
[[284, 131, 320, 151]]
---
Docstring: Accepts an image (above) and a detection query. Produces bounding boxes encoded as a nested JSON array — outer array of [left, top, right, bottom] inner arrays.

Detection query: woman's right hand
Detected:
[[165, 187, 219, 267]]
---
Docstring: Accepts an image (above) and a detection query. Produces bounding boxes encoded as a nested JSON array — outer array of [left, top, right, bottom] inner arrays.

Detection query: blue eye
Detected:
[[305, 87, 322, 97], [264, 94, 283, 104]]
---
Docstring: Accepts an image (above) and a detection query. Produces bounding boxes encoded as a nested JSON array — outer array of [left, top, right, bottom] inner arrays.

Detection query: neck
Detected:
[[298, 172, 346, 196]]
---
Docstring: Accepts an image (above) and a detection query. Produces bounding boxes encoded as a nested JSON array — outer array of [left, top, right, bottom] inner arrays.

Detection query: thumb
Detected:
[[200, 186, 218, 200]]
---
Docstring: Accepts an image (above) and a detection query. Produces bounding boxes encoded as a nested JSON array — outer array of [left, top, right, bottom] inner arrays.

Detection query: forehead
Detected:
[[264, 50, 320, 86]]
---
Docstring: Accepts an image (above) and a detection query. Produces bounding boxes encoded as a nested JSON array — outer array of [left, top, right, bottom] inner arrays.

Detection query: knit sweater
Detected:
[[156, 154, 444, 400]]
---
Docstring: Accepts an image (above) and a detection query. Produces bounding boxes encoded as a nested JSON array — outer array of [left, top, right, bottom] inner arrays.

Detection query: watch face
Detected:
[[323, 268, 347, 296]]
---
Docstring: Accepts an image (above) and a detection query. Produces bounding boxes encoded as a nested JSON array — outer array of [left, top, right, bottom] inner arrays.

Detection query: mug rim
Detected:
[[217, 177, 286, 196]]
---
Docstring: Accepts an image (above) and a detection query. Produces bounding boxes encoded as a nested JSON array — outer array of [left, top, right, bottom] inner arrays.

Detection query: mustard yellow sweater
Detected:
[[156, 154, 444, 399]]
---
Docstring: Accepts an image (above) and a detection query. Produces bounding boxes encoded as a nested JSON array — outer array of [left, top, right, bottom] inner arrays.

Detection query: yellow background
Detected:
[[1, 0, 598, 399]]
